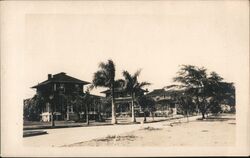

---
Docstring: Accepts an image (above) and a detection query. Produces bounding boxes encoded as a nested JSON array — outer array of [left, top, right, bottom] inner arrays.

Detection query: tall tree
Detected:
[[122, 69, 150, 122], [206, 72, 235, 114], [173, 65, 208, 119], [173, 65, 235, 119], [23, 94, 44, 121], [92, 59, 117, 124]]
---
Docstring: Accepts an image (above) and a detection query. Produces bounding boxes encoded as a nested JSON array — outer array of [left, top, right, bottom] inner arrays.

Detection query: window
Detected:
[[70, 106, 73, 112], [75, 84, 79, 88], [59, 84, 65, 92], [75, 84, 81, 92], [53, 84, 57, 91]]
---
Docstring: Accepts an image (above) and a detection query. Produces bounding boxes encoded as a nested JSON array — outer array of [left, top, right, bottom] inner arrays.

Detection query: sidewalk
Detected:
[[23, 115, 201, 147], [23, 115, 186, 130]]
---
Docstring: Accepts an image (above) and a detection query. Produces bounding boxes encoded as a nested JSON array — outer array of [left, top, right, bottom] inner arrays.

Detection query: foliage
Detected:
[[170, 90, 195, 116], [92, 59, 117, 124], [122, 69, 150, 96], [23, 94, 44, 121], [100, 96, 112, 117], [173, 65, 235, 119], [122, 69, 151, 122], [92, 60, 116, 88], [137, 95, 156, 121], [138, 95, 156, 111]]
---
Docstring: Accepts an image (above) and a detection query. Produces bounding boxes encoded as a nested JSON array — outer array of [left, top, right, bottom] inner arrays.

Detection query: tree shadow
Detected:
[[196, 116, 235, 122]]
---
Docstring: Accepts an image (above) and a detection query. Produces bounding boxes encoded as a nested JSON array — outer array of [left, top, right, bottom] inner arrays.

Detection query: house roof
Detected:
[[100, 88, 125, 94], [146, 89, 171, 96], [32, 72, 90, 88], [146, 85, 189, 97], [163, 84, 188, 92], [100, 88, 148, 94]]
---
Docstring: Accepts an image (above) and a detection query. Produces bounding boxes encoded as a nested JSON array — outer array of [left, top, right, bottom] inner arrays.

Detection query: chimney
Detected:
[[48, 74, 52, 80]]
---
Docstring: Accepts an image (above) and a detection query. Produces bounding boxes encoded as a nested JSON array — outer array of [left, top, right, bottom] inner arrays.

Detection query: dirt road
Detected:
[[66, 114, 235, 147]]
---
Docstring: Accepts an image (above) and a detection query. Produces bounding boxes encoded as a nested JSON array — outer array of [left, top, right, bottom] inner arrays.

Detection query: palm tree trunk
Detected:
[[131, 93, 136, 123], [111, 85, 117, 124], [111, 99, 117, 124]]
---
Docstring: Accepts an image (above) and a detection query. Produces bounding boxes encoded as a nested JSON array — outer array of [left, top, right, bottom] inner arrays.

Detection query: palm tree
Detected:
[[92, 59, 117, 124], [122, 69, 150, 123]]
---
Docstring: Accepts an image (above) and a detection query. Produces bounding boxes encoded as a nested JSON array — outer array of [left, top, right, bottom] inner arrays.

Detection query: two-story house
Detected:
[[31, 72, 90, 122], [100, 86, 148, 117], [146, 88, 177, 116]]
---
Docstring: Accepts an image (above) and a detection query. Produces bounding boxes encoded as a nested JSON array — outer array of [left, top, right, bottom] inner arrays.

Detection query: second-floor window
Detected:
[[53, 84, 57, 91], [59, 84, 65, 92], [75, 84, 81, 92]]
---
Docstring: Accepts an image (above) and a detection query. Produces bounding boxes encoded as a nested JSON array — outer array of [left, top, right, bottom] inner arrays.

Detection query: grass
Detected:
[[102, 134, 137, 141], [142, 126, 162, 131], [62, 134, 139, 147]]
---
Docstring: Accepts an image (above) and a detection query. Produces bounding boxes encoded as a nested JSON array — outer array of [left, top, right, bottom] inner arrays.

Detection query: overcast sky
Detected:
[[23, 1, 249, 98]]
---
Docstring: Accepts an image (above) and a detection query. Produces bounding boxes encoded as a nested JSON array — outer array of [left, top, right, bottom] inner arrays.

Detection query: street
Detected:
[[23, 115, 201, 147]]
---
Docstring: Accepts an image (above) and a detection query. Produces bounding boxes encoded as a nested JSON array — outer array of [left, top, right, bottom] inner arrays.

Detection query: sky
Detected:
[[1, 1, 249, 153], [23, 1, 249, 98], [1, 2, 249, 154]]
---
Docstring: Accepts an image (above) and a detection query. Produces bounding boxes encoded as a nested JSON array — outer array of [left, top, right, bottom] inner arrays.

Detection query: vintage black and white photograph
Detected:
[[1, 0, 249, 157]]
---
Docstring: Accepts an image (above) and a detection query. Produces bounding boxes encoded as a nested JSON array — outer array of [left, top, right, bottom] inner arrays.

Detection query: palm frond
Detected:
[[122, 70, 132, 81], [92, 71, 108, 87], [122, 70, 134, 90], [114, 79, 125, 88], [138, 81, 151, 88], [133, 69, 142, 79], [93, 59, 116, 88]]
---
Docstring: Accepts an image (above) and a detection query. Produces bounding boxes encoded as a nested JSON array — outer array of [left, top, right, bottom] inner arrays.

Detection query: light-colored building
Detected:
[[146, 88, 177, 116]]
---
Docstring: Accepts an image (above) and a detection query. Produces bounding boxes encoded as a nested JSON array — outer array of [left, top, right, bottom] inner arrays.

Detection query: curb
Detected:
[[23, 130, 48, 137], [23, 115, 201, 131]]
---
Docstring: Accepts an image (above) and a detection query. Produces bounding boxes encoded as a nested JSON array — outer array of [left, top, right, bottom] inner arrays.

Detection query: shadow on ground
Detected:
[[196, 114, 235, 122]]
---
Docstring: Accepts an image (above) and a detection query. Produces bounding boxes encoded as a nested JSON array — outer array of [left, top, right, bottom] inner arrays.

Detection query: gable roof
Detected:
[[100, 87, 148, 94], [32, 72, 90, 88], [100, 87, 125, 94], [146, 87, 187, 97], [146, 89, 170, 96]]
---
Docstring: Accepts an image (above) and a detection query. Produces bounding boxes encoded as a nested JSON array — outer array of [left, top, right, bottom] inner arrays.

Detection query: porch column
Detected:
[[66, 105, 69, 121], [48, 104, 50, 122]]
